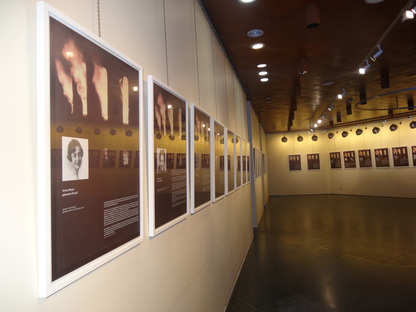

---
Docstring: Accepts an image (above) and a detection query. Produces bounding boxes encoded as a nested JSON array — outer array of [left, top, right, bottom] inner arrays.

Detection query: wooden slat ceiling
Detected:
[[199, 0, 416, 133]]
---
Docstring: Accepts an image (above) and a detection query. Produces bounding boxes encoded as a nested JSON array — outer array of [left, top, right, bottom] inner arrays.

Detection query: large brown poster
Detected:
[[41, 7, 143, 295]]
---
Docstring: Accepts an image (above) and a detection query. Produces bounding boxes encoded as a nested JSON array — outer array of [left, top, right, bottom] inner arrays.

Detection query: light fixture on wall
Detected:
[[312, 134, 318, 141], [356, 129, 363, 135], [56, 125, 64, 133], [372, 127, 380, 134], [389, 124, 398, 131], [328, 133, 334, 139], [410, 121, 416, 129], [297, 135, 303, 142], [281, 136, 288, 142], [341, 131, 349, 138], [75, 126, 83, 134]]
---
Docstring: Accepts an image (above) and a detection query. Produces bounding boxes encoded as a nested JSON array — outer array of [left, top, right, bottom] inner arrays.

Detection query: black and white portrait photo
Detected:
[[62, 136, 89, 181]]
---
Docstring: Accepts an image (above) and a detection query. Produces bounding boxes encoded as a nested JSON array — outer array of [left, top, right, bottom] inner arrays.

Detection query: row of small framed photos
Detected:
[[37, 2, 254, 297], [289, 146, 416, 170]]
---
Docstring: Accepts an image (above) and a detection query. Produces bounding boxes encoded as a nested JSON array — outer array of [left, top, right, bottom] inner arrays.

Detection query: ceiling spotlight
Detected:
[[356, 129, 363, 135], [403, 7, 416, 21], [389, 124, 398, 131], [359, 59, 371, 74], [250, 43, 264, 49], [297, 135, 303, 142], [257, 64, 267, 68], [239, 0, 256, 3], [382, 119, 386, 123], [298, 58, 307, 75], [337, 89, 346, 99], [317, 119, 322, 124], [313, 123, 318, 128], [260, 78, 269, 82], [328, 105, 334, 111], [410, 121, 416, 129], [341, 131, 349, 138], [328, 133, 334, 139], [247, 29, 264, 38], [370, 44, 383, 62], [281, 136, 288, 142], [372, 127, 380, 134], [312, 134, 318, 141], [258, 71, 268, 76]]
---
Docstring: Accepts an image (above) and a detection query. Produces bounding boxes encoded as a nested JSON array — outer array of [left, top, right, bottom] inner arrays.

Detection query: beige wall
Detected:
[[0, 0, 256, 311], [267, 118, 416, 198]]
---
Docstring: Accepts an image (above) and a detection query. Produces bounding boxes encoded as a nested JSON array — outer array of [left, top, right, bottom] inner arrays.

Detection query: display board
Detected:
[[147, 76, 189, 237], [212, 120, 225, 201], [37, 2, 143, 297], [358, 149, 372, 168], [289, 155, 301, 171], [329, 152, 342, 169], [226, 129, 235, 194], [375, 148, 390, 167], [190, 104, 211, 213], [412, 146, 416, 166], [392, 146, 409, 167], [236, 135, 242, 188], [343, 151, 357, 168], [307, 153, 320, 170]]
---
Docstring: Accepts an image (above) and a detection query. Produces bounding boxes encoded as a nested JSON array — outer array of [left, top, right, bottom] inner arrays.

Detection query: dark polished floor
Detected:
[[226, 195, 416, 312]]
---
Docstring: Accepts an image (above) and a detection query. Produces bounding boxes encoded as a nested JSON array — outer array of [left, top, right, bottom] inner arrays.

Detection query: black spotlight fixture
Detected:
[[341, 131, 349, 138], [125, 130, 133, 137], [410, 121, 416, 129], [297, 135, 303, 142], [56, 125, 64, 133], [110, 129, 117, 136], [356, 129, 363, 136], [93, 128, 101, 135], [328, 133, 334, 139], [281, 136, 288, 143], [75, 126, 83, 134], [389, 124, 398, 131], [312, 134, 318, 141], [372, 127, 380, 134]]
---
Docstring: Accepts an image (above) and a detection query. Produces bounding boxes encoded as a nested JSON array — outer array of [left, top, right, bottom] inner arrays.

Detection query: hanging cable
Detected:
[[97, 0, 101, 37]]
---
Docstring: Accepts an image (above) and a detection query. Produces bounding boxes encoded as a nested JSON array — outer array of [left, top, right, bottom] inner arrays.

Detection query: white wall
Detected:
[[267, 118, 416, 198], [0, 0, 254, 311]]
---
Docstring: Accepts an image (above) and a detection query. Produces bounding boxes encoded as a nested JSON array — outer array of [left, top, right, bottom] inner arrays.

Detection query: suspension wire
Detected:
[[97, 0, 101, 37]]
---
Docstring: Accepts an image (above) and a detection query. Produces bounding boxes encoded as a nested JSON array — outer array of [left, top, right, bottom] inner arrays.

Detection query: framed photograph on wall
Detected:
[[190, 103, 211, 213], [147, 76, 189, 237], [289, 154, 301, 171], [375, 148, 390, 168], [212, 120, 226, 202], [37, 2, 144, 297], [343, 151, 356, 168], [412, 146, 416, 166], [358, 149, 372, 168], [235, 135, 242, 189], [226, 129, 235, 195], [392, 146, 409, 167], [329, 152, 342, 169], [245, 140, 251, 183], [307, 153, 320, 170]]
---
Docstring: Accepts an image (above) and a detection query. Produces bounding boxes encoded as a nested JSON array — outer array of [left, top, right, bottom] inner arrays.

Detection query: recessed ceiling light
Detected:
[[250, 43, 264, 49], [257, 64, 267, 68], [259, 71, 268, 76], [321, 81, 335, 86], [260, 78, 269, 82], [239, 0, 255, 3], [247, 29, 264, 38]]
